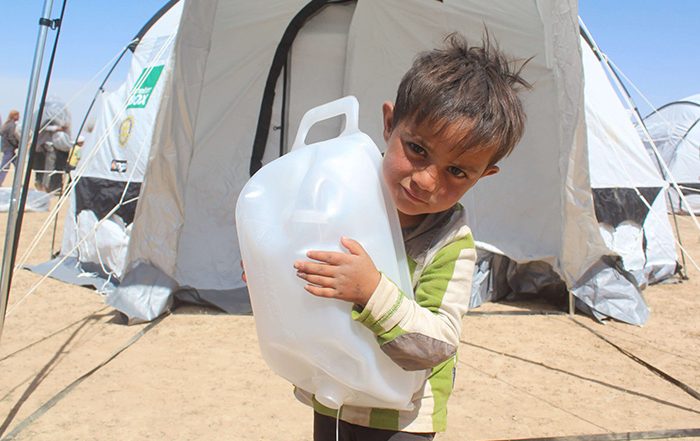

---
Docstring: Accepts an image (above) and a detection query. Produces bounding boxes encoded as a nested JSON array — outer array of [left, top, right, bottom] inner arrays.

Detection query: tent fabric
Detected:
[[642, 94, 700, 214], [591, 187, 662, 228], [114, 0, 612, 322], [470, 31, 681, 324], [25, 257, 118, 293], [78, 2, 184, 184], [64, 0, 183, 275], [22, 0, 680, 326], [572, 36, 678, 319], [0, 188, 50, 212], [74, 177, 141, 224], [27, 2, 184, 286]]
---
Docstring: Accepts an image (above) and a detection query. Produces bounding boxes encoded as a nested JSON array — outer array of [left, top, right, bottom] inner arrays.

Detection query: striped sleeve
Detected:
[[352, 232, 475, 371]]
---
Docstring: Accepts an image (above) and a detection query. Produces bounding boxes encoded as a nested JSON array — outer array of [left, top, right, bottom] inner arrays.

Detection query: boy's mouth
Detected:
[[401, 185, 427, 204]]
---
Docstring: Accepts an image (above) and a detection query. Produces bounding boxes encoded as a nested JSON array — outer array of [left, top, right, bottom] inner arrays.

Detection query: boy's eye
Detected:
[[447, 166, 466, 178], [406, 142, 426, 156]]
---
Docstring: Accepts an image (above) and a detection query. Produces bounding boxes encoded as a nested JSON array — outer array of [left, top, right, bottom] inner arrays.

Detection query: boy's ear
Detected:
[[481, 165, 500, 178], [382, 101, 395, 143]]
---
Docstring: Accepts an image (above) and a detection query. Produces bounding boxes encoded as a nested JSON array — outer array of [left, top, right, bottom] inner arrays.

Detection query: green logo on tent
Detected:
[[127, 65, 164, 109]]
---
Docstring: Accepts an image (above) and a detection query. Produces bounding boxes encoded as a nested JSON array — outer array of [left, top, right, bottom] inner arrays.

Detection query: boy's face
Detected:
[[381, 102, 500, 227]]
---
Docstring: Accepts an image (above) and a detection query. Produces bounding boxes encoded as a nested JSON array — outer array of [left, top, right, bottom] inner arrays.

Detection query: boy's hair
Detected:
[[393, 32, 531, 165]]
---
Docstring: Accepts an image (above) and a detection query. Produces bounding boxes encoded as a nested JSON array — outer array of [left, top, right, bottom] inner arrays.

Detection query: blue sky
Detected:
[[579, 0, 700, 115], [1, 1, 698, 125], [0, 1, 166, 125]]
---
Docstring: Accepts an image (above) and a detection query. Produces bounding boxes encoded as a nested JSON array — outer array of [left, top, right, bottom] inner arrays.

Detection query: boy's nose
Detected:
[[413, 166, 438, 192]]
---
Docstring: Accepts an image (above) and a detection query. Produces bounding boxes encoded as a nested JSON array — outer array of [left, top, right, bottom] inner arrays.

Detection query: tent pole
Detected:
[[646, 134, 688, 279], [568, 291, 575, 316], [283, 49, 292, 153], [66, 44, 132, 168], [279, 49, 292, 157], [669, 207, 688, 279], [0, 0, 57, 344]]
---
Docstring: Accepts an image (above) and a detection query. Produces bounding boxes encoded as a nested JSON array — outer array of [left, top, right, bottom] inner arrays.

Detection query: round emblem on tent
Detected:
[[119, 116, 134, 147]]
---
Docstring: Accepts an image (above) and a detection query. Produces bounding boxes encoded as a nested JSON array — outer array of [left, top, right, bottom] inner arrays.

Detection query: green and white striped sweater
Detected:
[[295, 204, 475, 433]]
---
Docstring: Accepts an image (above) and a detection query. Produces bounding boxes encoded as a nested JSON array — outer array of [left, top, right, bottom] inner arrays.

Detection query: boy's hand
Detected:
[[294, 237, 380, 306]]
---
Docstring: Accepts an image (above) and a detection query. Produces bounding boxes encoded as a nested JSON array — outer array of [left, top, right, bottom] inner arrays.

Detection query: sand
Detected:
[[0, 192, 698, 440]]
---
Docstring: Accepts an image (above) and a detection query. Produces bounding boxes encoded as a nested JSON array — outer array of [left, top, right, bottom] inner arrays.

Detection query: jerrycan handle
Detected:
[[291, 96, 360, 151]]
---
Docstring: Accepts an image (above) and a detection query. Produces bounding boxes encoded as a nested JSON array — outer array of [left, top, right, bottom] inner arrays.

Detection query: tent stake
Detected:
[[568, 291, 575, 316]]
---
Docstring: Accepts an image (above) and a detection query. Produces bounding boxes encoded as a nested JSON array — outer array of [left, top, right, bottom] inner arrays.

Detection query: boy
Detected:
[[292, 33, 530, 440]]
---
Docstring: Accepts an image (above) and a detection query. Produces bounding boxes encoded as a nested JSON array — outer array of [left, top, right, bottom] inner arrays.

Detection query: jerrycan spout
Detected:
[[313, 378, 352, 410]]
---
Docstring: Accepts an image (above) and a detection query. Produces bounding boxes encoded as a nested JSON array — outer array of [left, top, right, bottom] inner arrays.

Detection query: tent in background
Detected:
[[581, 37, 678, 288], [642, 94, 700, 214], [26, 0, 681, 326], [108, 0, 612, 323], [27, 0, 183, 291], [471, 33, 680, 324]]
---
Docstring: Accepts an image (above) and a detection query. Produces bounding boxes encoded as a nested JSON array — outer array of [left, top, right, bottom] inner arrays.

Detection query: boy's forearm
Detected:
[[355, 281, 459, 370], [352, 243, 475, 370]]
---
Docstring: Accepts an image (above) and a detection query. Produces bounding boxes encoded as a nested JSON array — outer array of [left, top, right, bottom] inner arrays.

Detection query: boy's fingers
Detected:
[[297, 272, 334, 288], [303, 284, 337, 299], [340, 237, 365, 256], [294, 261, 336, 277], [305, 250, 347, 265], [240, 260, 247, 283]]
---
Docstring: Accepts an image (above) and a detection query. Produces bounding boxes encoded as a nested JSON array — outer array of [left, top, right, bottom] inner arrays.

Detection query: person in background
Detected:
[[0, 110, 20, 186], [42, 123, 73, 193], [33, 123, 55, 192], [68, 135, 85, 169]]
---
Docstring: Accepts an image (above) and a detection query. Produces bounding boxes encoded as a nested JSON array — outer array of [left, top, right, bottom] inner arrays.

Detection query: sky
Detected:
[[0, 1, 167, 127], [0, 1, 698, 126], [578, 0, 700, 115]]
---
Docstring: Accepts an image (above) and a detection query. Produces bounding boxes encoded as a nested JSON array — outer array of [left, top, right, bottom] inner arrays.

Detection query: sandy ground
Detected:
[[0, 188, 699, 440]]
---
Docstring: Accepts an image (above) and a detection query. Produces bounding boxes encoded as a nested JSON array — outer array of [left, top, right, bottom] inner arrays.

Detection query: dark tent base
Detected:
[[25, 257, 252, 319], [470, 251, 650, 326]]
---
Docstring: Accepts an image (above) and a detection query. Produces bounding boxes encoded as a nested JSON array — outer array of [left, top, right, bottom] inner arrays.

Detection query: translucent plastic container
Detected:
[[236, 96, 424, 410]]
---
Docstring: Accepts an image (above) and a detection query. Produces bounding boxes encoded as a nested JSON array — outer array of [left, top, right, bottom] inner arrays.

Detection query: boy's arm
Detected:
[[352, 233, 475, 371]]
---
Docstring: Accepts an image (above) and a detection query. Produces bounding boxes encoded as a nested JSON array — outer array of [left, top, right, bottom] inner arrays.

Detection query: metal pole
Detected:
[[0, 0, 56, 343], [568, 291, 575, 316]]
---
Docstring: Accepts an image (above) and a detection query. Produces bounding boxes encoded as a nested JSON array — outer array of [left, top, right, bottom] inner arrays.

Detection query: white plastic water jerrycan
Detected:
[[236, 96, 424, 410]]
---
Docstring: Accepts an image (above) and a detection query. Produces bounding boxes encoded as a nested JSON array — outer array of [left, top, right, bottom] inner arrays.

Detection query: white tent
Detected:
[[578, 34, 678, 316], [26, 0, 677, 325], [106, 0, 618, 323], [470, 32, 681, 324], [642, 94, 700, 214], [27, 1, 183, 290]]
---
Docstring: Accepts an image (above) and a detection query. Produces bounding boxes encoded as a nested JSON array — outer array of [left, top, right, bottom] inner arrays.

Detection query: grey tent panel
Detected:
[[470, 251, 649, 326], [106, 262, 251, 322], [572, 257, 649, 325], [25, 257, 118, 293], [175, 287, 252, 315]]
